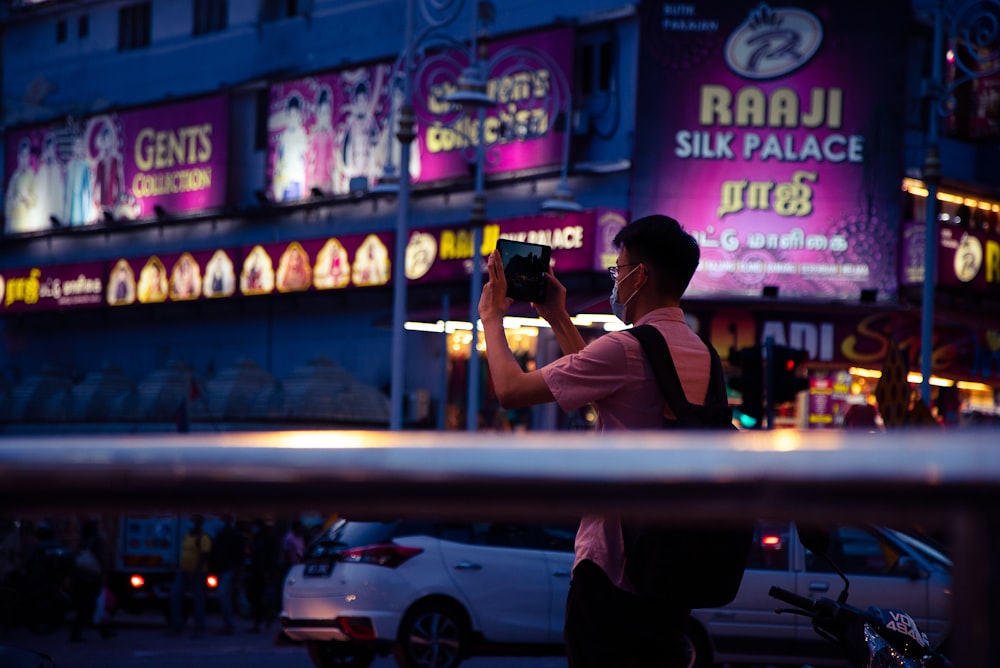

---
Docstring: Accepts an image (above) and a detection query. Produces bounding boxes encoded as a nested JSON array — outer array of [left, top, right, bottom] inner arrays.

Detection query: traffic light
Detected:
[[728, 345, 763, 427], [771, 345, 809, 404]]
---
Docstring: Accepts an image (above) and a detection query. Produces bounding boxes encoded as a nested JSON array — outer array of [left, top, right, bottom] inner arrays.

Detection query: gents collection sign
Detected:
[[266, 27, 574, 203], [3, 95, 229, 234], [632, 1, 908, 300]]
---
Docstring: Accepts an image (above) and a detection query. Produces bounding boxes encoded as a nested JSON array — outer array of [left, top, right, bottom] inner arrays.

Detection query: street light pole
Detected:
[[920, 0, 944, 407], [385, 0, 573, 431], [919, 0, 1000, 405], [389, 0, 417, 431], [466, 102, 486, 432]]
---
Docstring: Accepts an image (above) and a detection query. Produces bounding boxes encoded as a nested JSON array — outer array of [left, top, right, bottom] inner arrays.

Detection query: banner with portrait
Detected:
[[3, 94, 229, 234], [265, 26, 574, 202]]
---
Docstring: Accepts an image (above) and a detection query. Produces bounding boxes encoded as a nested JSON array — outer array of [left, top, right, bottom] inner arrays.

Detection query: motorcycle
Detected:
[[769, 528, 951, 667]]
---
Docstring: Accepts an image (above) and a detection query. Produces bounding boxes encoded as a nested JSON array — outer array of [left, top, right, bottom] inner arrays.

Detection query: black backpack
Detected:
[[621, 325, 754, 608]]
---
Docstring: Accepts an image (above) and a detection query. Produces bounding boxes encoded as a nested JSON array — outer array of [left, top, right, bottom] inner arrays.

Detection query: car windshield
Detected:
[[308, 520, 399, 554], [887, 528, 953, 573]]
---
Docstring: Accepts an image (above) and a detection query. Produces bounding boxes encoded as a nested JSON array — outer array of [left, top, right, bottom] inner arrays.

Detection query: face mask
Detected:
[[610, 265, 641, 324]]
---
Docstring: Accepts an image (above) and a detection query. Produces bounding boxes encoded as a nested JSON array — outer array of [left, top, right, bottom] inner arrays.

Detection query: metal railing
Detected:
[[2, 427, 998, 664]]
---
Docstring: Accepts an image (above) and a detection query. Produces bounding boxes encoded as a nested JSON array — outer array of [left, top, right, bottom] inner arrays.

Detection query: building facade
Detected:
[[1, 0, 998, 432]]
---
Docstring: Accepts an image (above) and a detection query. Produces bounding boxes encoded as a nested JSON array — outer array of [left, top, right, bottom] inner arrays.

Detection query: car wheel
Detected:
[[306, 640, 375, 668], [394, 600, 468, 668], [682, 620, 714, 668]]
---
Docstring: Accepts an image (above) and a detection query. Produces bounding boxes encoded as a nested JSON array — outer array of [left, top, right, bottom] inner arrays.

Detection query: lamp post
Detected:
[[386, 0, 417, 431], [381, 0, 475, 430], [382, 0, 575, 431], [445, 28, 579, 429], [920, 0, 1000, 405]]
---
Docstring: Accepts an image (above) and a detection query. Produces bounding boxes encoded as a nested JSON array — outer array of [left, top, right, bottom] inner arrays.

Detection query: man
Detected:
[[169, 515, 212, 638], [478, 214, 708, 667], [210, 515, 245, 635]]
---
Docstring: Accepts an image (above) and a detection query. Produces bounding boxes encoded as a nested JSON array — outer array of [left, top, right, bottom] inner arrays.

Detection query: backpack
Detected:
[[621, 325, 754, 608]]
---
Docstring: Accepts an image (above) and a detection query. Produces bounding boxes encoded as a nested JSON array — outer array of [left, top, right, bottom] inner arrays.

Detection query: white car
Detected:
[[281, 520, 575, 668], [281, 519, 951, 668]]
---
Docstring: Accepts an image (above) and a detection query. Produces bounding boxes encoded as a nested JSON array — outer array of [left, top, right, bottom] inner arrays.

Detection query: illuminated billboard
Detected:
[[0, 209, 620, 314], [3, 94, 229, 234], [632, 1, 908, 300], [266, 27, 574, 202], [901, 221, 1000, 296]]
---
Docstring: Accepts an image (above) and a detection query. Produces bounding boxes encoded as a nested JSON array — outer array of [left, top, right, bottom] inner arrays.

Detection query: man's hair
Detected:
[[613, 214, 700, 300]]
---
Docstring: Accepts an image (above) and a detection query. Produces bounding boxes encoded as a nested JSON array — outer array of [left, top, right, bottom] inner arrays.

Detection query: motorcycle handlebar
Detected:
[[768, 585, 817, 613]]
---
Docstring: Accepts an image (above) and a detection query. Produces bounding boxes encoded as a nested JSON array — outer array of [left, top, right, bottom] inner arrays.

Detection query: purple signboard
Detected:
[[901, 221, 1000, 297], [632, 2, 908, 300], [695, 304, 1000, 383], [266, 27, 573, 203], [0, 262, 104, 312], [403, 210, 609, 285], [2, 209, 616, 314], [267, 63, 396, 201], [3, 95, 229, 234], [412, 27, 574, 183]]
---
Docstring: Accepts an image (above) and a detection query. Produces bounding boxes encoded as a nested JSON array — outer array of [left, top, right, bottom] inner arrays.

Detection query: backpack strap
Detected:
[[626, 324, 729, 421]]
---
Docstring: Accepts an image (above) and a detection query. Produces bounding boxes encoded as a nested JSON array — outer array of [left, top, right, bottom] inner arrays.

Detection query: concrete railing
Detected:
[[2, 427, 998, 665]]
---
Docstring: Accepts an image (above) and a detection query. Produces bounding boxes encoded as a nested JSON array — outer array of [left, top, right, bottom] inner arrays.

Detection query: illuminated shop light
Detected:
[[848, 367, 992, 391], [405, 313, 627, 333], [906, 372, 953, 387], [404, 320, 474, 333], [957, 381, 994, 392], [902, 178, 1000, 213]]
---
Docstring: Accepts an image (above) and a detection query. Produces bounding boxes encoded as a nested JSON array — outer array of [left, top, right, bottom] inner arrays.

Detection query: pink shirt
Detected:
[[540, 307, 710, 591]]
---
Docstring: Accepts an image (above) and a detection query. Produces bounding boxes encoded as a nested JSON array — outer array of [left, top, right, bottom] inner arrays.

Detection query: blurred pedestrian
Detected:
[[246, 519, 279, 633], [842, 395, 882, 431], [169, 515, 211, 638], [69, 519, 111, 642], [280, 520, 305, 575], [210, 514, 245, 635]]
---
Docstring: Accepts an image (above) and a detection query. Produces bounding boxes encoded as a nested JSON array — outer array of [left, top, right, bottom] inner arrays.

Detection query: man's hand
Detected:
[[532, 265, 568, 324], [479, 250, 513, 323]]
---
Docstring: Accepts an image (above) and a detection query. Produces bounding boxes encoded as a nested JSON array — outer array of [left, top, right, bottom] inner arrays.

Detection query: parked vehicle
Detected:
[[281, 520, 574, 668], [280, 519, 951, 668], [108, 512, 225, 617], [694, 521, 952, 667], [0, 525, 74, 635], [0, 644, 55, 668], [768, 525, 952, 666]]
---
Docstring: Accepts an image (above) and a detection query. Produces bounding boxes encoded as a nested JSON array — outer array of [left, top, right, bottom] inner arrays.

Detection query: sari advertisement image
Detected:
[[632, 1, 908, 300], [266, 26, 574, 203], [3, 94, 229, 234]]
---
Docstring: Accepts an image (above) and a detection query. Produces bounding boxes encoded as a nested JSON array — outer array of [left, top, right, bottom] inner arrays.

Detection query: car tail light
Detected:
[[761, 534, 783, 549], [206, 574, 219, 588], [338, 544, 423, 568], [338, 616, 376, 640], [130, 574, 145, 589]]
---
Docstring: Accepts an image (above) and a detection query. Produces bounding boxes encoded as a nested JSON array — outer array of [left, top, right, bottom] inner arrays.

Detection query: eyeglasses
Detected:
[[608, 263, 640, 280]]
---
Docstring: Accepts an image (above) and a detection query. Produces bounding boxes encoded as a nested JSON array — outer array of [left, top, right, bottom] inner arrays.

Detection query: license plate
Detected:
[[304, 562, 333, 577]]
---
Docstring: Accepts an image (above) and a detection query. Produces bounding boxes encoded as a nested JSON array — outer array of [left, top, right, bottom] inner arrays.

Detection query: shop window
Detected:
[[193, 0, 227, 36], [575, 29, 614, 96], [260, 0, 301, 22], [255, 88, 269, 151], [573, 24, 621, 140], [56, 18, 67, 43], [79, 15, 89, 38], [804, 526, 902, 576], [118, 2, 151, 51]]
